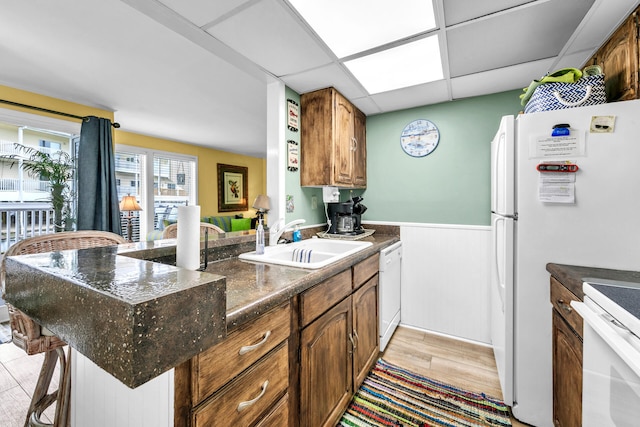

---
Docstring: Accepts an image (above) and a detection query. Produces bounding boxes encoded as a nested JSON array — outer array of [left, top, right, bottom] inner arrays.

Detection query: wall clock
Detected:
[[400, 119, 440, 157]]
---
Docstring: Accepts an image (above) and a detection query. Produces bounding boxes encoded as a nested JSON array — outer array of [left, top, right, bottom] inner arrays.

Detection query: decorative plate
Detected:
[[400, 119, 440, 157]]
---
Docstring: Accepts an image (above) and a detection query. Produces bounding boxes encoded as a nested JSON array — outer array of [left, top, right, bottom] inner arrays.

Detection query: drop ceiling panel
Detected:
[[443, 0, 534, 26], [157, 0, 253, 27], [206, 0, 333, 76], [447, 0, 594, 77], [559, 0, 639, 56], [0, 0, 636, 158], [287, 0, 436, 58], [350, 96, 383, 116], [280, 63, 368, 100], [370, 80, 451, 113], [450, 58, 555, 100]]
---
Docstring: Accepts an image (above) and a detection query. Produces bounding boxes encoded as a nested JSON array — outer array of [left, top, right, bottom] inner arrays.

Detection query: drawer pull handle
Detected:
[[237, 380, 269, 412], [349, 332, 357, 350], [557, 299, 573, 312], [239, 331, 272, 355]]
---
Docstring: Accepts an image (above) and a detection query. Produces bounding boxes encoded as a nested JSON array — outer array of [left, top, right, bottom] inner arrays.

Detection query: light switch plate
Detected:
[[322, 186, 340, 203]]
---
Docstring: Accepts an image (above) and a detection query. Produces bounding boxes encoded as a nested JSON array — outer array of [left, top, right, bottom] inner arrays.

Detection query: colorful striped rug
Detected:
[[338, 359, 511, 427]]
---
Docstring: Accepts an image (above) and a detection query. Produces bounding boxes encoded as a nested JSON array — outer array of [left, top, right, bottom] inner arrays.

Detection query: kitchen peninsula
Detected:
[[3, 229, 399, 426]]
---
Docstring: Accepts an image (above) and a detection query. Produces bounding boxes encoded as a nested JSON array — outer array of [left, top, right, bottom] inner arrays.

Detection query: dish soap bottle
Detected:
[[255, 218, 265, 254], [293, 224, 301, 242]]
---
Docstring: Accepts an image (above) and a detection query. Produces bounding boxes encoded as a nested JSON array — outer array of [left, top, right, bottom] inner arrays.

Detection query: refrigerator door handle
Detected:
[[492, 215, 506, 311], [490, 133, 502, 212]]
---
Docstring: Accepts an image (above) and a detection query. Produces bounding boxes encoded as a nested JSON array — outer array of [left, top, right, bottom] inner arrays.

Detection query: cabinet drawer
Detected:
[[550, 276, 583, 337], [254, 394, 289, 427], [300, 269, 351, 327], [193, 343, 289, 427], [353, 253, 379, 289], [193, 302, 291, 403]]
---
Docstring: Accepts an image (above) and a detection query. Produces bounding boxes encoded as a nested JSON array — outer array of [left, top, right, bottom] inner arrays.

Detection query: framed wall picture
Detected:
[[217, 163, 248, 212]]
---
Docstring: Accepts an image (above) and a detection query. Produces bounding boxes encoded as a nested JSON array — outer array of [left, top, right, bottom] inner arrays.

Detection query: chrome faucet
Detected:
[[269, 218, 306, 245]]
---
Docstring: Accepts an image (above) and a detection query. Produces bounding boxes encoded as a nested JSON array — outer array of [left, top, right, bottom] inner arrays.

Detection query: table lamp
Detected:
[[252, 194, 270, 227], [119, 194, 142, 242]]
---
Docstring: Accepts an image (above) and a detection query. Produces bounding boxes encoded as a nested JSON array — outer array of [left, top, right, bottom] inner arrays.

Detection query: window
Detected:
[[0, 110, 80, 245], [115, 145, 197, 241]]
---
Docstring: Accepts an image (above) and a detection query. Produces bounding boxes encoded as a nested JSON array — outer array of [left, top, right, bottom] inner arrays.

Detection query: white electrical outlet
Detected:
[[322, 186, 340, 203], [311, 195, 317, 210]]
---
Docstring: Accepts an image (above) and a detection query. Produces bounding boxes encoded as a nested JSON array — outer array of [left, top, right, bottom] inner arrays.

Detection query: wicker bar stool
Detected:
[[1, 230, 126, 427], [161, 222, 224, 239]]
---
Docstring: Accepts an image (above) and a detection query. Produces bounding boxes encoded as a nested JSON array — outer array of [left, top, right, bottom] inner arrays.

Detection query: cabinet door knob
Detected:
[[557, 299, 573, 312], [349, 332, 357, 350], [238, 331, 272, 355]]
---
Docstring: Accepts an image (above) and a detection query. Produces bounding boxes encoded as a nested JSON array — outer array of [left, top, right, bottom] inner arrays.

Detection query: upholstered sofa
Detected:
[[146, 213, 255, 241]]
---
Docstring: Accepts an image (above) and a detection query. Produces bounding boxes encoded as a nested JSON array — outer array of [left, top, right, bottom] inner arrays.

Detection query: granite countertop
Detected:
[[547, 263, 640, 300], [212, 233, 400, 331], [4, 228, 399, 388], [4, 245, 227, 389]]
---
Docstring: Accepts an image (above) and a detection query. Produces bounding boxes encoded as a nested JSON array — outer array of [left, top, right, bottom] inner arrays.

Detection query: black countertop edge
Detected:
[[547, 263, 640, 300]]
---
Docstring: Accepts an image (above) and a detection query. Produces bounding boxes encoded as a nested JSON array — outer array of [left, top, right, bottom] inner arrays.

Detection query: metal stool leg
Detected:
[[26, 347, 70, 427]]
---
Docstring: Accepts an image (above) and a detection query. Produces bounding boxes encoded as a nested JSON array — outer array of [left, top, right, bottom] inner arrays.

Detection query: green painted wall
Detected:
[[362, 90, 522, 226], [284, 87, 326, 226]]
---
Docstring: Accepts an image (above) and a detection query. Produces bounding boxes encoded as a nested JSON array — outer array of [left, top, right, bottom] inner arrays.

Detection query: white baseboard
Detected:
[[397, 323, 493, 349]]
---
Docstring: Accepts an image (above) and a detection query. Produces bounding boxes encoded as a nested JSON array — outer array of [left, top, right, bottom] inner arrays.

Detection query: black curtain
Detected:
[[77, 116, 121, 234]]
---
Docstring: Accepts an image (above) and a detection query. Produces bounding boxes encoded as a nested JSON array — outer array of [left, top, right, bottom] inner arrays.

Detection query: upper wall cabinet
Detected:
[[300, 87, 367, 188], [584, 5, 640, 102]]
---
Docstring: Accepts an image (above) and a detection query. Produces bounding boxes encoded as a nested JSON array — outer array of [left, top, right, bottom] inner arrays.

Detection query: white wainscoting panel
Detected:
[[71, 349, 173, 427], [400, 223, 491, 344]]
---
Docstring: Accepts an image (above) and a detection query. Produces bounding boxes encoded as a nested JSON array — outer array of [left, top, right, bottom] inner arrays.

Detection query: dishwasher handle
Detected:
[[379, 242, 402, 272], [571, 301, 640, 378]]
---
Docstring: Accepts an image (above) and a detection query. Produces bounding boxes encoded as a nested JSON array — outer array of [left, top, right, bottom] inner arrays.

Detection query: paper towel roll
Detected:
[[176, 205, 201, 270]]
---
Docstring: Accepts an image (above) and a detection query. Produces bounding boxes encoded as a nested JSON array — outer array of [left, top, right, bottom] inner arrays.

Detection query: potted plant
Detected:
[[2, 143, 76, 232]]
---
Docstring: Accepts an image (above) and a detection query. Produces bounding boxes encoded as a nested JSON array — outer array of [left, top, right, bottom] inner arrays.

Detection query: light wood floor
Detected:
[[0, 324, 530, 426], [0, 336, 58, 426], [382, 326, 530, 427]]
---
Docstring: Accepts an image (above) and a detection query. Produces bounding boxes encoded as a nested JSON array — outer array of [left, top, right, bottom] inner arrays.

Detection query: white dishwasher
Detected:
[[379, 241, 402, 351]]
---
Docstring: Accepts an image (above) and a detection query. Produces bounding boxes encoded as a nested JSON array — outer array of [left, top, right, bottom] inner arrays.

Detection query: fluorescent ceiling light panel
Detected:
[[344, 36, 443, 94], [288, 0, 436, 58]]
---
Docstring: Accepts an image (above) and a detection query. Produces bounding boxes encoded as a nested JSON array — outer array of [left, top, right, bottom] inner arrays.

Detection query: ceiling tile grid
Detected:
[[0, 0, 637, 156]]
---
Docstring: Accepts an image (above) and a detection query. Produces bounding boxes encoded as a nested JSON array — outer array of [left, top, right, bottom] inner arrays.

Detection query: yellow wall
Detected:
[[0, 84, 266, 217], [116, 131, 265, 216]]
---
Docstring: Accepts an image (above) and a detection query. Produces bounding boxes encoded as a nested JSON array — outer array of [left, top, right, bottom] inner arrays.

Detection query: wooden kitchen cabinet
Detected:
[[352, 274, 379, 388], [300, 87, 367, 188], [300, 296, 353, 427], [174, 251, 382, 427], [550, 276, 583, 427], [174, 302, 291, 427], [584, 5, 640, 101], [299, 255, 379, 426]]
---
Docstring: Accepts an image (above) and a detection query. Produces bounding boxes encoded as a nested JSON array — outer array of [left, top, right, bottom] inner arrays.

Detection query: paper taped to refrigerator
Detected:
[[529, 132, 585, 159], [538, 172, 575, 203]]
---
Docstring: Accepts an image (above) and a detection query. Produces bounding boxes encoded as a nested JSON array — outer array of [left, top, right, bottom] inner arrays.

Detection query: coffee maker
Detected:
[[327, 196, 367, 235]]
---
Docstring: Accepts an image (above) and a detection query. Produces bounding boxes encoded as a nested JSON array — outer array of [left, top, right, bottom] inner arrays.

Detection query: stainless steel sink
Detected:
[[238, 238, 372, 269]]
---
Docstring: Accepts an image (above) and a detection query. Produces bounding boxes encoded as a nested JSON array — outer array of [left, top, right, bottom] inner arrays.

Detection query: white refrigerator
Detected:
[[490, 99, 640, 427]]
